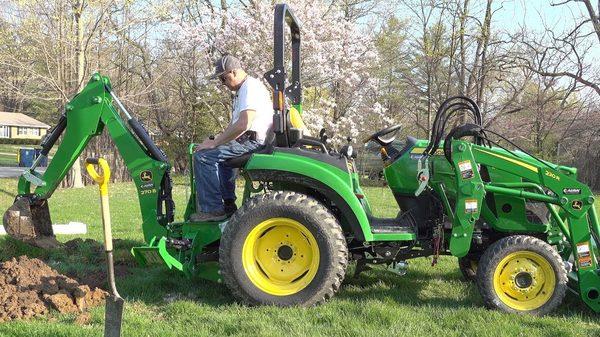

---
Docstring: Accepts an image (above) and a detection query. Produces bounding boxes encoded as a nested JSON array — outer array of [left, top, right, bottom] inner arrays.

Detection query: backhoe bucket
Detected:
[[2, 197, 60, 249]]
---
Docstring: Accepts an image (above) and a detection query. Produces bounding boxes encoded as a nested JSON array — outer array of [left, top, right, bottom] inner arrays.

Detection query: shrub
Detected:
[[0, 138, 41, 146]]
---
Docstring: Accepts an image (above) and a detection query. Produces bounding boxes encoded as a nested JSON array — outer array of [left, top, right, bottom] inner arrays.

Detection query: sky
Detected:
[[388, 0, 599, 73], [482, 0, 598, 59]]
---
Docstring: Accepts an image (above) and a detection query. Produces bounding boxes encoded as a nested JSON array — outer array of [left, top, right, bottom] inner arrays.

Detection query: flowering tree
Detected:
[[171, 0, 392, 143]]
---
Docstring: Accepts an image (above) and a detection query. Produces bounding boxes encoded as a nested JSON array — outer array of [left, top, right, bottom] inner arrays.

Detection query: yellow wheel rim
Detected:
[[242, 218, 320, 296], [493, 251, 556, 311]]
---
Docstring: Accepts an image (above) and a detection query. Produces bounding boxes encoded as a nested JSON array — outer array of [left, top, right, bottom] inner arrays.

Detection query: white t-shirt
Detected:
[[232, 76, 273, 144]]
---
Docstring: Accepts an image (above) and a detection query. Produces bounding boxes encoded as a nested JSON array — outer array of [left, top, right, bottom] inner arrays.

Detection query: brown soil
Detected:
[[0, 256, 107, 322], [70, 265, 130, 290]]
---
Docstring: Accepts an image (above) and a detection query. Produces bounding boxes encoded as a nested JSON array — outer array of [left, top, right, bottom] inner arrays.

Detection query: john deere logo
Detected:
[[140, 170, 153, 182], [572, 200, 583, 210]]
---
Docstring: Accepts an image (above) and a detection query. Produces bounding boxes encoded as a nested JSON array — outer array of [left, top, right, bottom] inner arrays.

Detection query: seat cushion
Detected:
[[224, 145, 273, 168]]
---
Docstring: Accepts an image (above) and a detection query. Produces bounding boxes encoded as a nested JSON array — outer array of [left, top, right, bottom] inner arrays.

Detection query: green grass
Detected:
[[0, 177, 598, 336], [0, 144, 20, 166]]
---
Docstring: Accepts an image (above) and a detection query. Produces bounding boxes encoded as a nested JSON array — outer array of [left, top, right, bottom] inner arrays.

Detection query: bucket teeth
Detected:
[[3, 197, 60, 249]]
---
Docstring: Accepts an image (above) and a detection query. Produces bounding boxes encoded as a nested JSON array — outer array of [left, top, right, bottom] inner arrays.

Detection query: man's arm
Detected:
[[195, 109, 256, 151]]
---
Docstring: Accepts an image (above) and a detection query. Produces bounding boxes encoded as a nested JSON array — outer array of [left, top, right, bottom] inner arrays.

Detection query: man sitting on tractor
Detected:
[[191, 54, 274, 222]]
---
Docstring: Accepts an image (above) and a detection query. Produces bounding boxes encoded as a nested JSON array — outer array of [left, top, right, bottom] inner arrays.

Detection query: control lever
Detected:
[[340, 136, 354, 159], [415, 156, 430, 196], [319, 128, 329, 145]]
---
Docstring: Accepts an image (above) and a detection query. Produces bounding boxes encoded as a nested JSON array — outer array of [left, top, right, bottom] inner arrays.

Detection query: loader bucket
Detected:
[[2, 197, 61, 249]]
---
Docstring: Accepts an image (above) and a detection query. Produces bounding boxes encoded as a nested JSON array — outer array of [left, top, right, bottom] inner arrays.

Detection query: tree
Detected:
[[172, 0, 384, 141]]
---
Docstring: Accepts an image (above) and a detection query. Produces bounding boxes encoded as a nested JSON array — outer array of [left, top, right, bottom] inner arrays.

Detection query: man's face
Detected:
[[219, 70, 237, 90]]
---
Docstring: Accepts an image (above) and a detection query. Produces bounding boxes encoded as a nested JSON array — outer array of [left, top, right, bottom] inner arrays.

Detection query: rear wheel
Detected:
[[476, 235, 567, 315], [219, 191, 348, 306]]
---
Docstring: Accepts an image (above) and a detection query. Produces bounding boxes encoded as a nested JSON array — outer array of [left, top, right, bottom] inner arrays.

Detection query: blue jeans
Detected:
[[193, 139, 262, 213]]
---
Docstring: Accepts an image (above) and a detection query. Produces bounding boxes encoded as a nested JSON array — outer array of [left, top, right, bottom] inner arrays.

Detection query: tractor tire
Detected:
[[476, 235, 567, 316], [458, 254, 479, 282], [219, 191, 348, 306]]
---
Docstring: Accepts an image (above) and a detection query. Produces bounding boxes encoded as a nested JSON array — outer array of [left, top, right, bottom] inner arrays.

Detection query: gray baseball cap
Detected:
[[209, 54, 242, 79]]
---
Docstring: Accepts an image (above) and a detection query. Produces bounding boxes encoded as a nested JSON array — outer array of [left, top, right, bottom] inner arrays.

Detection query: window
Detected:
[[0, 126, 9, 138], [17, 127, 40, 136]]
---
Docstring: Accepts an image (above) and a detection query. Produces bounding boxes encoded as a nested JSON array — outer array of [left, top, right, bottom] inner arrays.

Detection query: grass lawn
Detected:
[[0, 177, 598, 336], [0, 144, 20, 166]]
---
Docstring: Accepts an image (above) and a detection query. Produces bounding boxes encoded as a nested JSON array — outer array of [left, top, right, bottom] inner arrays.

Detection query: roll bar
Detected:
[[264, 3, 302, 147]]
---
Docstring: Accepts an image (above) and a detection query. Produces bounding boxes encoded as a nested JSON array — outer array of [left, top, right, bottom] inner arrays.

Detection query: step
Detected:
[[371, 225, 414, 234], [369, 216, 415, 234]]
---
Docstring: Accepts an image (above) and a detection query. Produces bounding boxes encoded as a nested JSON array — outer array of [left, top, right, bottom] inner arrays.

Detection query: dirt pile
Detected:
[[0, 256, 107, 322]]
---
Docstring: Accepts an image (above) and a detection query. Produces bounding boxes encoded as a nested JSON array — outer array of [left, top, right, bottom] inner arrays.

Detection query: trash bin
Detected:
[[18, 148, 35, 167], [34, 148, 48, 167], [18, 148, 47, 167]]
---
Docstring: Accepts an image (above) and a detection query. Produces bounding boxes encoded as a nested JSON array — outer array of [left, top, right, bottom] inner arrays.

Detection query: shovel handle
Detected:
[[85, 158, 111, 196], [85, 157, 113, 251]]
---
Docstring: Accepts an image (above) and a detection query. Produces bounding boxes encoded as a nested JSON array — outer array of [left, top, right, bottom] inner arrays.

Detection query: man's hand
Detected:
[[194, 138, 217, 152]]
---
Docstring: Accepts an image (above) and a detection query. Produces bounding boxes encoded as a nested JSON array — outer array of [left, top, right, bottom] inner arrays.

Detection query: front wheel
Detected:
[[476, 235, 567, 315], [219, 191, 348, 306]]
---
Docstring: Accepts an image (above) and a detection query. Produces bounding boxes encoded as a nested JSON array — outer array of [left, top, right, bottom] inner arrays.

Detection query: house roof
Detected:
[[0, 112, 51, 129]]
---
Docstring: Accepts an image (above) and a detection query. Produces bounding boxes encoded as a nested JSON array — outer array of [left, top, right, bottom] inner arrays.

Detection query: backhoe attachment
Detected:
[[3, 73, 172, 248]]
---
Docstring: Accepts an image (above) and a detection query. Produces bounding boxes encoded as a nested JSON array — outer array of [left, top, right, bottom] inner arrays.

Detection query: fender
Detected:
[[245, 150, 373, 241]]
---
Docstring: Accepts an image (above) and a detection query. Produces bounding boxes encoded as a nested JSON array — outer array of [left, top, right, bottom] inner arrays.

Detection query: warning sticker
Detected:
[[465, 199, 478, 213], [579, 256, 593, 269], [458, 160, 474, 179], [577, 242, 591, 258]]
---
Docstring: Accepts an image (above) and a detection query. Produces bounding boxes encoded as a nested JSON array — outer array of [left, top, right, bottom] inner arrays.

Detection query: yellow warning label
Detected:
[[465, 199, 478, 213]]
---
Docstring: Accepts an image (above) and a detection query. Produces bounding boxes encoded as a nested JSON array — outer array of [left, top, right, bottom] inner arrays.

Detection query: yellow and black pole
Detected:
[[85, 158, 124, 337]]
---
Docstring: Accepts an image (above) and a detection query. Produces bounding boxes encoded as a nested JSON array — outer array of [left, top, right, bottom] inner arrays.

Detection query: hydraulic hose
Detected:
[[104, 84, 169, 163], [40, 114, 67, 157], [127, 118, 169, 163]]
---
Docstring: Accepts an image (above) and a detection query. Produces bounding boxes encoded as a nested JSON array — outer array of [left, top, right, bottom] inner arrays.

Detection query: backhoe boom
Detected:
[[4, 73, 173, 246]]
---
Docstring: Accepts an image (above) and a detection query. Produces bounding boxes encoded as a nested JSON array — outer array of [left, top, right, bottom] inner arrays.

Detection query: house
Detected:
[[0, 112, 51, 140]]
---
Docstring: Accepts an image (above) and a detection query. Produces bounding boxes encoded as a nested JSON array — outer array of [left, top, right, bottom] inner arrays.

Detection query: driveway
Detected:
[[0, 167, 46, 178]]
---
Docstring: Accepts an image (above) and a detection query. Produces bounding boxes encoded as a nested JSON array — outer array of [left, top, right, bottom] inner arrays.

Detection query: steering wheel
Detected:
[[364, 124, 402, 146]]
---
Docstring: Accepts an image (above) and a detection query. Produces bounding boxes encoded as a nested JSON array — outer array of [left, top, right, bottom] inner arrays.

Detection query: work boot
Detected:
[[189, 210, 227, 222], [224, 199, 238, 217]]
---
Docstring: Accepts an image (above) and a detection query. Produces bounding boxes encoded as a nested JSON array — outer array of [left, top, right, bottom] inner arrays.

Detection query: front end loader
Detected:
[[3, 3, 599, 315]]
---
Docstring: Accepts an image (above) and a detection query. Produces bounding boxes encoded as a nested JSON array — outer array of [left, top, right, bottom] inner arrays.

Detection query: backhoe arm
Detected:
[[4, 73, 174, 246]]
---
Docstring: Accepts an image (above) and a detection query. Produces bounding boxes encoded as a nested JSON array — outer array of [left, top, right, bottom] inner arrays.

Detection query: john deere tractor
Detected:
[[3, 4, 599, 315]]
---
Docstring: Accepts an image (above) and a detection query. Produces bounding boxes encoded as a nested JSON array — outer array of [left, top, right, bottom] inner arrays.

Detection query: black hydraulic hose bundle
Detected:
[[127, 118, 169, 163], [442, 121, 555, 173], [424, 96, 484, 157]]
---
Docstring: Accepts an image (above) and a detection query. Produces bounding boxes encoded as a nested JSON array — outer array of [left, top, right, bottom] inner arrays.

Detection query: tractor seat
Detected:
[[224, 144, 274, 168], [225, 106, 306, 168]]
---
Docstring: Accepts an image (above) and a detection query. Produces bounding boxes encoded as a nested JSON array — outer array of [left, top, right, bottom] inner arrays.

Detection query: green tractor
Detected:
[[3, 4, 599, 316]]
